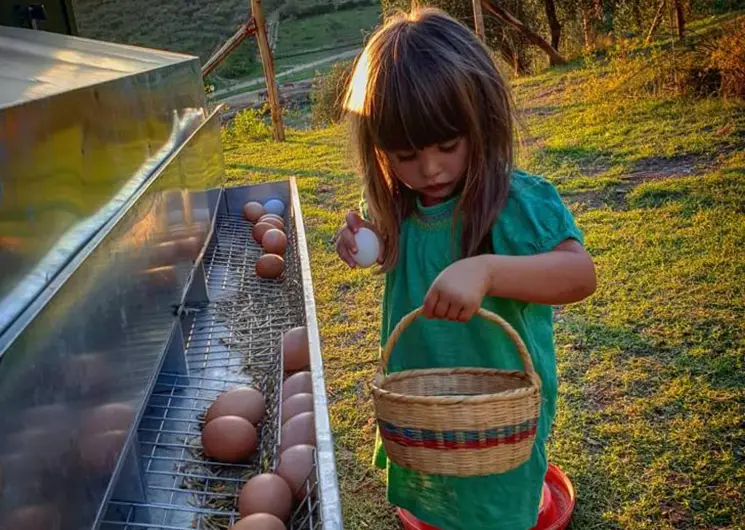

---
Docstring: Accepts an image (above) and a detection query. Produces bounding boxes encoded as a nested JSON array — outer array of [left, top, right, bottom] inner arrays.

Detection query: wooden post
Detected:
[[251, 0, 285, 142], [472, 0, 485, 40]]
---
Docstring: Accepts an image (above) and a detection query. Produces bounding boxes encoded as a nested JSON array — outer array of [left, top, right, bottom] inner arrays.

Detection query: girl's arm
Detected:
[[423, 239, 596, 321]]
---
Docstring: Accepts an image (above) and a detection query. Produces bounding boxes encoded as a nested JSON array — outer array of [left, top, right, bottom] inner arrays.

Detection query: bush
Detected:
[[578, 34, 732, 101], [705, 19, 745, 98], [310, 60, 354, 128], [222, 107, 272, 144]]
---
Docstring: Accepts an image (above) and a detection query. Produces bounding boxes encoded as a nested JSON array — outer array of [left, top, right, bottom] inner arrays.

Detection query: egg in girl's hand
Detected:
[[243, 202, 265, 223], [202, 416, 257, 463], [230, 513, 286, 530], [238, 473, 293, 521], [279, 411, 315, 452], [282, 371, 312, 401], [282, 326, 309, 372], [206, 387, 265, 425], [258, 215, 284, 230], [263, 199, 285, 216], [352, 227, 380, 268], [281, 393, 313, 424], [252, 222, 274, 244], [261, 229, 288, 256], [256, 254, 285, 279], [276, 444, 315, 499]]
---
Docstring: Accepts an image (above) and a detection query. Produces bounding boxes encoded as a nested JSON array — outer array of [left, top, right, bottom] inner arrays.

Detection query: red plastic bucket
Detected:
[[397, 464, 576, 530]]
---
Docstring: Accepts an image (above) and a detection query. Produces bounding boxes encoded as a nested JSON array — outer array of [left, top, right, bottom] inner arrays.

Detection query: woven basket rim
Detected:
[[372, 366, 540, 405]]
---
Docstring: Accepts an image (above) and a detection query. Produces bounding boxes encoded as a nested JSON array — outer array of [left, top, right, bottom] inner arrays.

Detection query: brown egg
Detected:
[[230, 513, 286, 530], [258, 216, 284, 230], [202, 416, 257, 463], [281, 393, 314, 425], [64, 354, 110, 391], [1, 504, 60, 530], [79, 429, 127, 473], [243, 202, 265, 223], [150, 241, 178, 267], [175, 235, 201, 259], [282, 371, 312, 401], [206, 387, 265, 425], [282, 326, 309, 372], [259, 213, 284, 224], [82, 403, 135, 436], [256, 254, 285, 280], [262, 229, 288, 256], [279, 411, 315, 453], [252, 222, 274, 244], [238, 473, 293, 521], [139, 265, 176, 287], [276, 444, 315, 499]]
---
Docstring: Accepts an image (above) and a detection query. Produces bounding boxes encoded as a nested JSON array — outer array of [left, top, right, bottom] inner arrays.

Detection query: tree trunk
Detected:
[[582, 6, 595, 51], [673, 0, 685, 40], [472, 0, 486, 40], [644, 0, 667, 45], [632, 0, 643, 34], [543, 0, 561, 51], [481, 0, 567, 65]]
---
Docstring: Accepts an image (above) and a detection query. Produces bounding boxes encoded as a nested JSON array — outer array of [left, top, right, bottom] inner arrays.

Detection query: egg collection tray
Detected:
[[100, 209, 324, 529]]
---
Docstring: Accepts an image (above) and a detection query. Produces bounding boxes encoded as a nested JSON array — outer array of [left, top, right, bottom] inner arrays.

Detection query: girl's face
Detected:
[[387, 137, 469, 206]]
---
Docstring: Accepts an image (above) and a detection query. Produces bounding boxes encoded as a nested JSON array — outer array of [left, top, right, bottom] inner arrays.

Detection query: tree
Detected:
[[645, 0, 667, 45], [543, 0, 562, 50], [673, 0, 685, 40], [482, 0, 567, 65]]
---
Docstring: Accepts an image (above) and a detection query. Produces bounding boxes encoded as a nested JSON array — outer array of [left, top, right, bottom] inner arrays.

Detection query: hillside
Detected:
[[72, 0, 278, 61], [220, 11, 745, 530]]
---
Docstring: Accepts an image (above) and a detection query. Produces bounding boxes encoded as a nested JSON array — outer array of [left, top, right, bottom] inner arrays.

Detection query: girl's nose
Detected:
[[419, 151, 441, 179]]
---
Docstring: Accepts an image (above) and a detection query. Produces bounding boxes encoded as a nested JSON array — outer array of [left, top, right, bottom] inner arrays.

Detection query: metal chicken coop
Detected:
[[0, 25, 342, 530]]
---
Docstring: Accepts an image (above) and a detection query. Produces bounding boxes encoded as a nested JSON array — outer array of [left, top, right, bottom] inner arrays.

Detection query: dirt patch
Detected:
[[564, 153, 719, 210], [520, 104, 559, 118], [625, 154, 715, 182]]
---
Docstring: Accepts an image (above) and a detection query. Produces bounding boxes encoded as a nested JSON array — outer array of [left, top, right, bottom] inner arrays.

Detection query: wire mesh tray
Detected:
[[101, 199, 327, 530]]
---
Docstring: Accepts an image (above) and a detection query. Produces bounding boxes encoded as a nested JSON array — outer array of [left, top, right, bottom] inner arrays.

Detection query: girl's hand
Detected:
[[335, 211, 384, 268], [423, 257, 490, 321]]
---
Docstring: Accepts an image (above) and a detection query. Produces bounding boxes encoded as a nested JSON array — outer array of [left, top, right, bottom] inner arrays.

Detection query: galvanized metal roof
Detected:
[[0, 25, 195, 108]]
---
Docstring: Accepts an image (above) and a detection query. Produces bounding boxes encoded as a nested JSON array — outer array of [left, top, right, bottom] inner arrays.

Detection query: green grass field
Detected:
[[275, 4, 379, 59], [212, 3, 379, 88], [221, 16, 745, 529]]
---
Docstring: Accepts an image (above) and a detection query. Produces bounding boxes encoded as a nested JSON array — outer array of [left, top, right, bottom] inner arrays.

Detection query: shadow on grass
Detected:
[[528, 145, 615, 179]]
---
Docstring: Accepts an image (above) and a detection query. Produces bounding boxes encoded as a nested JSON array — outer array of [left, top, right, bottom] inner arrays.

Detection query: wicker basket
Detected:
[[371, 307, 542, 477]]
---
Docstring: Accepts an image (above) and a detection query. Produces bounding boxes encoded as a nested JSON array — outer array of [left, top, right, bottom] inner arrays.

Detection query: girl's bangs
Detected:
[[370, 57, 469, 152]]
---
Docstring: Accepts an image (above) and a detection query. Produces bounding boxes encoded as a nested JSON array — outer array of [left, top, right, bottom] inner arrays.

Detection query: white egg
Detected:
[[264, 199, 285, 216], [353, 228, 380, 268]]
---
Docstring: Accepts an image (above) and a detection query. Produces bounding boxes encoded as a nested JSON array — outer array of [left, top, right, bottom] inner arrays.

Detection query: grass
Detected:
[[274, 4, 379, 59], [221, 21, 745, 530], [213, 4, 377, 86]]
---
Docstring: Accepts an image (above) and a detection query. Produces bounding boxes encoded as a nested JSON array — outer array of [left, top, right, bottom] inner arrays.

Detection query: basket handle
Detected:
[[379, 307, 539, 384]]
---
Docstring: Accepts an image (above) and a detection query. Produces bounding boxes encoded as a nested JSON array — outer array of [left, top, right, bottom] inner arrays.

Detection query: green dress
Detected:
[[371, 170, 583, 530]]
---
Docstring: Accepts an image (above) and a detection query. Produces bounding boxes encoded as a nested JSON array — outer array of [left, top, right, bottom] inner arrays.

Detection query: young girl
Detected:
[[336, 8, 596, 530]]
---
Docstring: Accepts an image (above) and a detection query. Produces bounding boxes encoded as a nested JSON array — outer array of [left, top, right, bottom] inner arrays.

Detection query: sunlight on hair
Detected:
[[344, 48, 370, 115]]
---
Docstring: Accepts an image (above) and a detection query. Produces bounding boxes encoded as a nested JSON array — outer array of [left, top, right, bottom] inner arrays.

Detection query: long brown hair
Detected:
[[344, 7, 516, 271]]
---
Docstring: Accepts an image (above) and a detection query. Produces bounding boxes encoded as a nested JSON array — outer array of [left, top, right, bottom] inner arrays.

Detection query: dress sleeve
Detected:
[[492, 171, 584, 256]]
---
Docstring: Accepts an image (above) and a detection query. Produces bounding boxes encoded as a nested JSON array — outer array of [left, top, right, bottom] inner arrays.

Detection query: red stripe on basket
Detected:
[[382, 427, 537, 450]]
